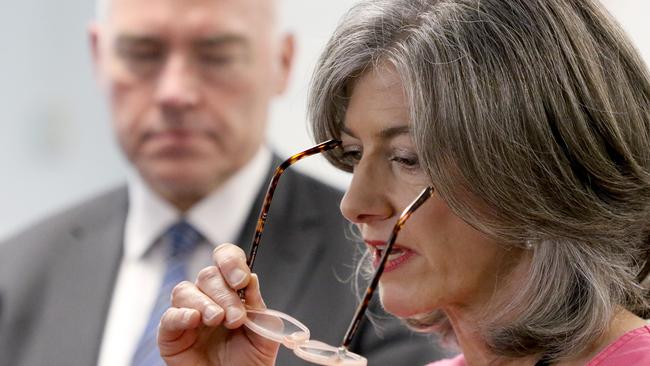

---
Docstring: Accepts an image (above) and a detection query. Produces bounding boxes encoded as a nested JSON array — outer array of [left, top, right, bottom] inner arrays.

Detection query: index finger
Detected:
[[213, 243, 251, 289]]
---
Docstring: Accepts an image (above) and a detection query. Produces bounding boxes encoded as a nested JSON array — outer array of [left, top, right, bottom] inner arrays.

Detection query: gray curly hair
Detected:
[[309, 0, 650, 362]]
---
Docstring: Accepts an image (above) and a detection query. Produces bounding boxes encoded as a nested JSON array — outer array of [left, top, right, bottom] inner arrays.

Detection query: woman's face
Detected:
[[340, 64, 524, 318]]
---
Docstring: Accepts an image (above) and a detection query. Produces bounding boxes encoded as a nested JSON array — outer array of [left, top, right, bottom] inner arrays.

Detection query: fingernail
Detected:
[[204, 306, 222, 322], [227, 268, 247, 287], [226, 306, 244, 324]]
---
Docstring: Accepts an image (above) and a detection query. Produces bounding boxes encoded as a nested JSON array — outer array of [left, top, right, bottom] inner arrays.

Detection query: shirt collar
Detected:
[[187, 146, 271, 249], [124, 146, 272, 260]]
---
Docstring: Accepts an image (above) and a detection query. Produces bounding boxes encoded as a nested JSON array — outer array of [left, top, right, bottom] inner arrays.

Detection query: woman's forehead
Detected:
[[343, 68, 411, 139]]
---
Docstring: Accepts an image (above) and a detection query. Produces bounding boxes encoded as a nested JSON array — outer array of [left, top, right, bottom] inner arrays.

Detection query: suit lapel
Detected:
[[236, 155, 325, 311], [43, 188, 127, 365]]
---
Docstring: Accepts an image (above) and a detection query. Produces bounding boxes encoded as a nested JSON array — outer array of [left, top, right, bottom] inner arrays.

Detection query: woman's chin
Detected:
[[379, 289, 426, 318]]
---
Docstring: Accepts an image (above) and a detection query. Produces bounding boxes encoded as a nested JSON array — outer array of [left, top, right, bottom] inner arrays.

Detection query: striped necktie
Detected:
[[131, 220, 202, 366]]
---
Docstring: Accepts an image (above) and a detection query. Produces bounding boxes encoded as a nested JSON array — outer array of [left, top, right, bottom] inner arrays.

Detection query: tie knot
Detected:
[[164, 220, 202, 258]]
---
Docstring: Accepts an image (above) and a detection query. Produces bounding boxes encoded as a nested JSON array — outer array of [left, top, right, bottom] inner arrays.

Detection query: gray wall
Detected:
[[0, 0, 355, 239], [1, 0, 648, 239], [1, 0, 123, 239]]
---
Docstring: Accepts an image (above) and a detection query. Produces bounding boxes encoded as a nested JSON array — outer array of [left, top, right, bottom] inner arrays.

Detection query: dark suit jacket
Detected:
[[0, 158, 444, 365]]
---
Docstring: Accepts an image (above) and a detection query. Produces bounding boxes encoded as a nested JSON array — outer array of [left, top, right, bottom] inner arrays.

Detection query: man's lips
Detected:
[[143, 128, 212, 149], [140, 130, 206, 157], [146, 129, 196, 141]]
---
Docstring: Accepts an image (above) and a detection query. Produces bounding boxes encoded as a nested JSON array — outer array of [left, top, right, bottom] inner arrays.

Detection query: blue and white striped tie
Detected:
[[131, 220, 202, 366]]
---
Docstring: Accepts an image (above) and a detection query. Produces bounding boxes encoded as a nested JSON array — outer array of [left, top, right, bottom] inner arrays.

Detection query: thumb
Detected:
[[244, 274, 266, 309], [158, 307, 202, 357]]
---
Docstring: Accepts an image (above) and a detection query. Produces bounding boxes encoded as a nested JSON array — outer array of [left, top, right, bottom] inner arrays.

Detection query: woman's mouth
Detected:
[[366, 240, 416, 272]]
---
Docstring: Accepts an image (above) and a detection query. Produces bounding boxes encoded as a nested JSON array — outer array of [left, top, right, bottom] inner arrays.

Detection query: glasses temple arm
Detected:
[[246, 139, 342, 271]]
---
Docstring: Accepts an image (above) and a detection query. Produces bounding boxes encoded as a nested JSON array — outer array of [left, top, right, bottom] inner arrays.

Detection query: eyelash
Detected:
[[391, 154, 420, 169], [339, 146, 421, 172], [340, 146, 362, 169]]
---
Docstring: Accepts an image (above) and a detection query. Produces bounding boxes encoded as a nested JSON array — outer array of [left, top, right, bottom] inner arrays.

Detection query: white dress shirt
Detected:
[[97, 146, 272, 366]]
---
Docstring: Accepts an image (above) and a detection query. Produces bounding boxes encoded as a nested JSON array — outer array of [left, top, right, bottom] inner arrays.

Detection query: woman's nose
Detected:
[[340, 161, 393, 225]]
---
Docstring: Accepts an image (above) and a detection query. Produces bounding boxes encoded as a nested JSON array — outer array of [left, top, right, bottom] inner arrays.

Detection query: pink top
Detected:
[[426, 326, 650, 366]]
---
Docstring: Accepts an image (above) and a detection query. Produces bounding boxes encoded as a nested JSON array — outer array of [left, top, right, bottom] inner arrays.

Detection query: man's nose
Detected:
[[155, 54, 200, 110]]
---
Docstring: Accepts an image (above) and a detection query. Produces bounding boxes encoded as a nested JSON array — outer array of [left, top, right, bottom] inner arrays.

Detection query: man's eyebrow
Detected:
[[193, 34, 249, 48], [115, 35, 162, 47], [113, 34, 248, 49]]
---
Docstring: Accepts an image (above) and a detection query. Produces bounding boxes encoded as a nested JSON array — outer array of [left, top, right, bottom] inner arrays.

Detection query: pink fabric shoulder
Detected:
[[587, 325, 650, 366], [425, 326, 650, 366], [425, 354, 466, 366]]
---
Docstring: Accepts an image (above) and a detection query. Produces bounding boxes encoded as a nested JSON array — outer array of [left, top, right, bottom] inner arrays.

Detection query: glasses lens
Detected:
[[294, 341, 367, 366], [244, 308, 310, 348]]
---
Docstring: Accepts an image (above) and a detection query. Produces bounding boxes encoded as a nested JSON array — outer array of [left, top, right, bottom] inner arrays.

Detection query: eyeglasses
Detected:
[[241, 139, 434, 365]]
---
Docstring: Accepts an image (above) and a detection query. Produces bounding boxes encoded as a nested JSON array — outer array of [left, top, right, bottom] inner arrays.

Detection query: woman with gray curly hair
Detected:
[[157, 0, 650, 365]]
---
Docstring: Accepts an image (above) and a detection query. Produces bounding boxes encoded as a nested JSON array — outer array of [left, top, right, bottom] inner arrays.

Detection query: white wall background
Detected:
[[0, 0, 648, 240]]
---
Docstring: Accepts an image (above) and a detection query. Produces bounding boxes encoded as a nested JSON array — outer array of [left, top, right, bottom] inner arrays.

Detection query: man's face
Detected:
[[90, 0, 293, 209]]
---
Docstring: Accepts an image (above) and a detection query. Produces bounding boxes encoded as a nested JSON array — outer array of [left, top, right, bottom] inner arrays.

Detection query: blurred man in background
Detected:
[[0, 0, 444, 365]]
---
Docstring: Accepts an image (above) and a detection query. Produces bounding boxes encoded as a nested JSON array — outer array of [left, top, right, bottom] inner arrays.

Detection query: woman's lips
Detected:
[[365, 240, 416, 273]]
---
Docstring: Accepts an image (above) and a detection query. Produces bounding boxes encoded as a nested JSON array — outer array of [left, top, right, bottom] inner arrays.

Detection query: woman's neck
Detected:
[[441, 249, 537, 365], [444, 307, 538, 366]]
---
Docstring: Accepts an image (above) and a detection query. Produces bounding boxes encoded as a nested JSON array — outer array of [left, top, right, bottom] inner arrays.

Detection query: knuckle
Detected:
[[211, 290, 237, 307], [213, 244, 246, 264], [170, 281, 192, 301], [212, 243, 234, 256], [196, 266, 221, 283], [160, 307, 175, 322], [218, 254, 242, 270]]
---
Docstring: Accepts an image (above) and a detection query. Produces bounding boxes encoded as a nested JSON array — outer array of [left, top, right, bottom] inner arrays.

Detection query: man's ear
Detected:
[[88, 22, 103, 80], [275, 33, 295, 95]]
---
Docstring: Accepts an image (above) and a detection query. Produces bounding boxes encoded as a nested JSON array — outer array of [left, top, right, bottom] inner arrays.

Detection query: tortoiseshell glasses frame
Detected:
[[240, 139, 435, 365]]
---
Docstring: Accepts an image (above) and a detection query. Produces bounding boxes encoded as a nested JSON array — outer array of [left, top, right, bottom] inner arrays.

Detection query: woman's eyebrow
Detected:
[[340, 125, 357, 138], [340, 124, 410, 140], [378, 125, 410, 139]]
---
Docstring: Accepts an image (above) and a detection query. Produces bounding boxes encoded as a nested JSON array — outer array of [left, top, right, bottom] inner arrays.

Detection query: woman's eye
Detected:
[[340, 147, 362, 168], [391, 153, 420, 170]]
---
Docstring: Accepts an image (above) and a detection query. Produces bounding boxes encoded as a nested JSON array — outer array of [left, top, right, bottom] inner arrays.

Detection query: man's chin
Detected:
[[159, 177, 210, 195], [142, 171, 216, 205]]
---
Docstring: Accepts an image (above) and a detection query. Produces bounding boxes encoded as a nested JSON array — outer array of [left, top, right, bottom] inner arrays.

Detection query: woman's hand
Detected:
[[157, 243, 279, 366]]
